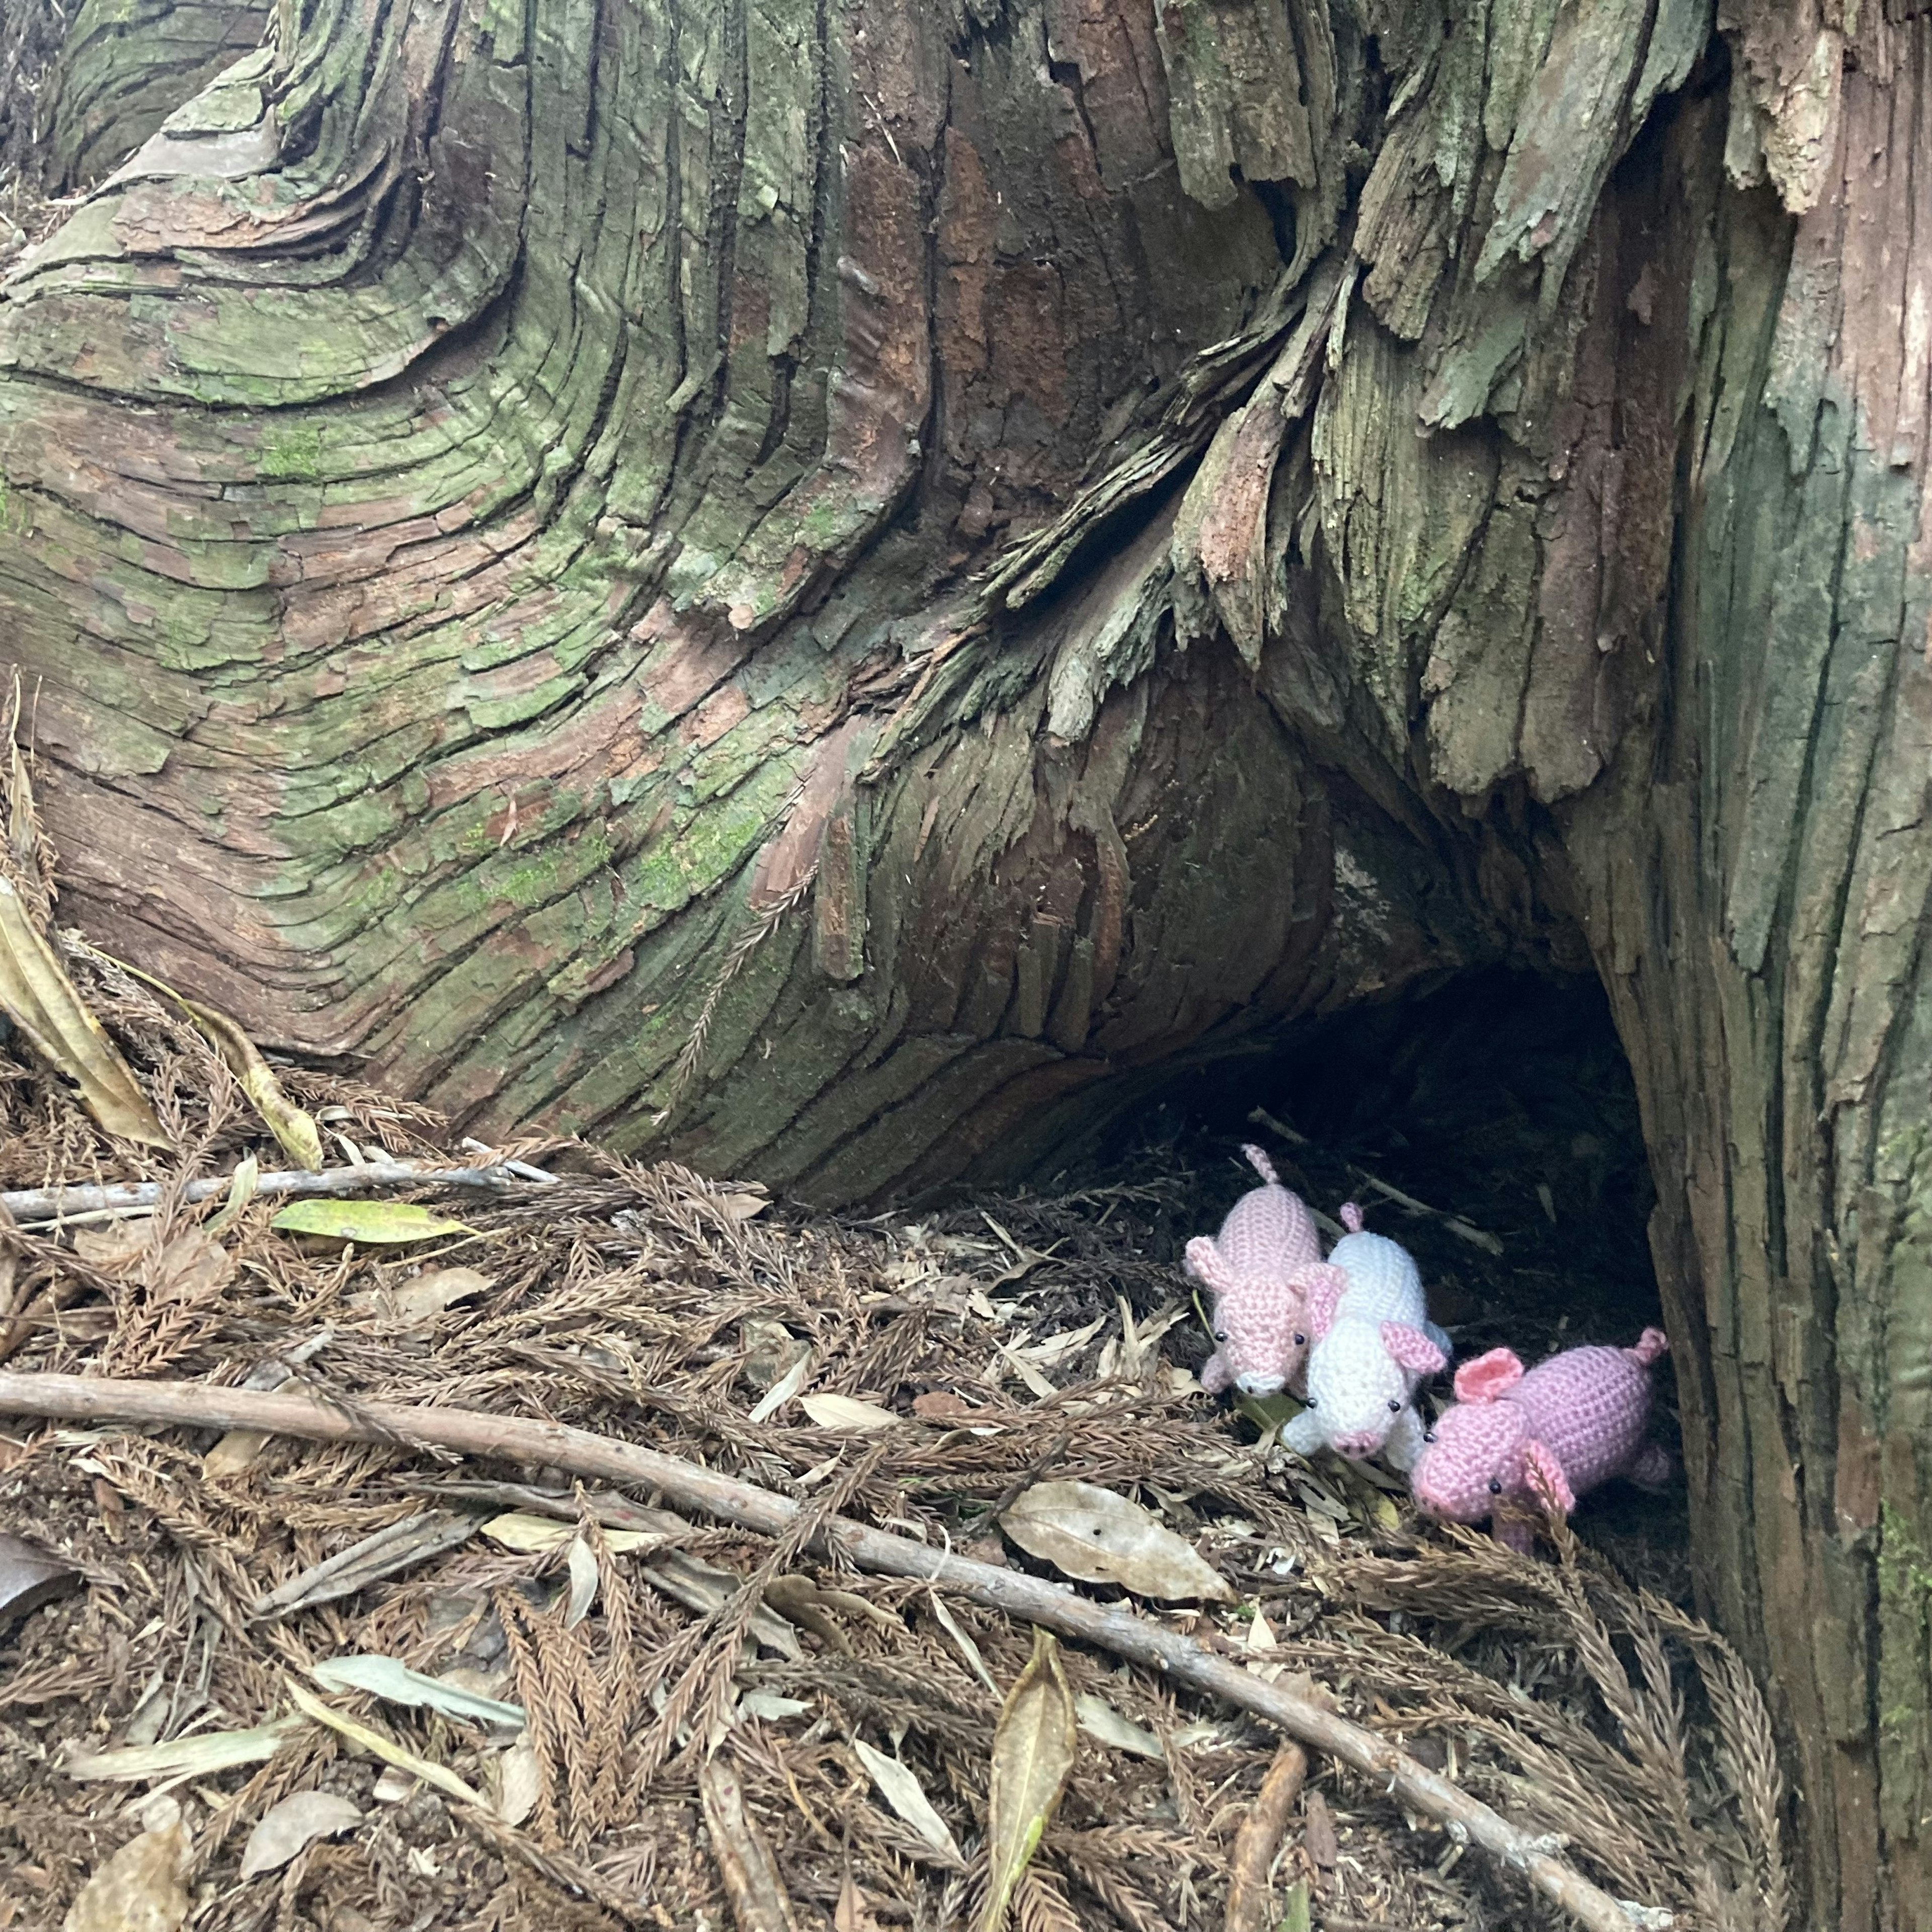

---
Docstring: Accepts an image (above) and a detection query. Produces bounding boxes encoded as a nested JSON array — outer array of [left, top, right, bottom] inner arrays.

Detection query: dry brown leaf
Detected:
[[492, 1737, 541, 1826], [980, 1628, 1077, 1932], [253, 1511, 479, 1616], [798, 1393, 900, 1431], [349, 1265, 493, 1326], [1000, 1481, 1233, 1601], [836, 1869, 886, 1932], [0, 1531, 80, 1635], [565, 1535, 600, 1627], [238, 1790, 363, 1879], [64, 1720, 300, 1782], [204, 1376, 312, 1478], [61, 1799, 188, 1932], [481, 1510, 661, 1556], [0, 883, 169, 1147]]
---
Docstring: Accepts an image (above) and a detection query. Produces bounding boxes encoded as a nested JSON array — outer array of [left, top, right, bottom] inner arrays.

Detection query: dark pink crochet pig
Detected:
[[1185, 1145, 1325, 1399], [1409, 1328, 1672, 1552]]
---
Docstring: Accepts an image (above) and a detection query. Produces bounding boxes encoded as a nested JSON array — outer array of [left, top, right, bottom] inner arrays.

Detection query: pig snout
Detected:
[[1330, 1429, 1383, 1460], [1236, 1370, 1285, 1397]]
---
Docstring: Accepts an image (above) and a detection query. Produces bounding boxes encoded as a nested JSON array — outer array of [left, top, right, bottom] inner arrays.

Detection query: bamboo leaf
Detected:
[[0, 879, 169, 1147], [270, 1199, 474, 1244], [1073, 1692, 1163, 1760], [980, 1628, 1078, 1932], [309, 1654, 525, 1731], [63, 1718, 301, 1781], [850, 1738, 964, 1867], [177, 995, 325, 1171], [480, 1510, 664, 1556], [285, 1679, 485, 1808], [1000, 1481, 1234, 1601]]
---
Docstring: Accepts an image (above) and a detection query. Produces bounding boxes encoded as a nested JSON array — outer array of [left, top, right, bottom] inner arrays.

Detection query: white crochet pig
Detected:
[[1280, 1204, 1450, 1472], [1185, 1144, 1325, 1399]]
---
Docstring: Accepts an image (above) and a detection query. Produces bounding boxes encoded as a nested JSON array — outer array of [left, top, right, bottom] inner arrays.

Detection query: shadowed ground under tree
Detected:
[[1, 3, 1929, 1926]]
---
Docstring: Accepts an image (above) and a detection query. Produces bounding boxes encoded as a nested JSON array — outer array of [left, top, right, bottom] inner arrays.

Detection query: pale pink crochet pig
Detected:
[[1186, 1145, 1325, 1398], [1410, 1328, 1673, 1552]]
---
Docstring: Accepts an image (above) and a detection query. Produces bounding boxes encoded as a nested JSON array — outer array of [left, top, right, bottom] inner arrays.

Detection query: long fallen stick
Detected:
[[0, 1372, 1650, 1932], [0, 1161, 544, 1226]]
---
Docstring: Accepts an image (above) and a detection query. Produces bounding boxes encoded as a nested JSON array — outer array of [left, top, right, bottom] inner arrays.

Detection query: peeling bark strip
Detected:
[[2, 5, 1932, 1923]]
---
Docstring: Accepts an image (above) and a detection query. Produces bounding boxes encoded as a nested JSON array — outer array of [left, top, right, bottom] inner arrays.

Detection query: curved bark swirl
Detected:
[[3, 4, 1932, 1922]]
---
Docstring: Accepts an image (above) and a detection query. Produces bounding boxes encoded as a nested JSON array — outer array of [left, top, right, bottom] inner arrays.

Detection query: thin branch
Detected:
[[0, 1160, 550, 1228], [0, 1370, 1658, 1932]]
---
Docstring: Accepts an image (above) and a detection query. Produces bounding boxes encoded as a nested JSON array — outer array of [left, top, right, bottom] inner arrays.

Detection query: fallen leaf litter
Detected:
[[0, 905, 1791, 1932]]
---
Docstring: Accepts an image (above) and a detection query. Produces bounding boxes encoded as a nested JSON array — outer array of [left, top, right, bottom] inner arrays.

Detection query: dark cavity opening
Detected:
[[1041, 964, 1688, 1578]]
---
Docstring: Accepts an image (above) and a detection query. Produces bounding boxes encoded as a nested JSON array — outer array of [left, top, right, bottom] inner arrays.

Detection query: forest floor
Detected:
[[0, 940, 1792, 1932]]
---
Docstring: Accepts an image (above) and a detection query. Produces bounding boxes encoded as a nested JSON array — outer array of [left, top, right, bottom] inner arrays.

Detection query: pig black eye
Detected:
[[1423, 1430, 1436, 1443], [1387, 1398, 1402, 1412], [1488, 1478, 1503, 1495], [1304, 1398, 1317, 1409], [1292, 1332, 1306, 1346], [1213, 1329, 1228, 1342]]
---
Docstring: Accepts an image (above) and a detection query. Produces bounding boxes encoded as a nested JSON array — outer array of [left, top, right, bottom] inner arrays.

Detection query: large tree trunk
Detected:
[[1, 2, 1928, 1923]]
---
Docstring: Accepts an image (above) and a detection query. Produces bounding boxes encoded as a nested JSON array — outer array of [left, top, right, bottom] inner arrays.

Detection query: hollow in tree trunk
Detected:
[[1, 4, 1929, 1924]]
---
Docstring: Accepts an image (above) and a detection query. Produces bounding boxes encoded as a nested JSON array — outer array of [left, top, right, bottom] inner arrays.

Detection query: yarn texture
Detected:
[[1185, 1145, 1325, 1398], [1409, 1327, 1672, 1552], [1279, 1209, 1449, 1471]]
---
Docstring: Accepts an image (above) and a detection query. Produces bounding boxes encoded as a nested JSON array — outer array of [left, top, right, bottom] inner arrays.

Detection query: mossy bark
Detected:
[[0, 3, 1928, 1922]]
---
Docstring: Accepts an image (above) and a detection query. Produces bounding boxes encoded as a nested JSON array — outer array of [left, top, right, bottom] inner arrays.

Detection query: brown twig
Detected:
[[1224, 1743, 1308, 1932], [0, 1371, 1653, 1932], [700, 1752, 803, 1932], [0, 1160, 547, 1227]]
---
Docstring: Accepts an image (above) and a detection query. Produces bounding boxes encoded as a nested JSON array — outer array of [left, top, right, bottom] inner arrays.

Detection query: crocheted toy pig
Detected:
[[1409, 1328, 1672, 1552], [1278, 1205, 1450, 1471], [1186, 1145, 1325, 1398]]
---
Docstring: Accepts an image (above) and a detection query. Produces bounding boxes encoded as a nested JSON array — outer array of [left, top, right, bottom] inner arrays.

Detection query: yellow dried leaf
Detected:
[[0, 880, 169, 1147], [64, 1718, 300, 1781], [980, 1629, 1077, 1932], [270, 1199, 474, 1244], [285, 1679, 484, 1808], [478, 1511, 661, 1556], [177, 995, 325, 1171]]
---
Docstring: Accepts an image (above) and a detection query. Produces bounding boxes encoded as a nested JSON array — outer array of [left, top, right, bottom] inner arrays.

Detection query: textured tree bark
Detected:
[[0, 3, 1929, 1924]]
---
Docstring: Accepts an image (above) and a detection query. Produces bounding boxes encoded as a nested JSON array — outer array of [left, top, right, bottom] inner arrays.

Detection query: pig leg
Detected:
[[1281, 1408, 1326, 1455], [1628, 1443, 1673, 1490], [1381, 1404, 1425, 1472]]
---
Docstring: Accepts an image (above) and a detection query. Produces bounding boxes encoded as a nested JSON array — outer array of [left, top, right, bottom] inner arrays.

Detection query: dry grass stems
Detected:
[[0, 796, 1790, 1932]]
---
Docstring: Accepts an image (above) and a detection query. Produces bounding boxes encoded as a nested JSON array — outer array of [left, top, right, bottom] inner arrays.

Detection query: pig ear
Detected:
[[1294, 1263, 1348, 1337], [1184, 1237, 1237, 1297], [1453, 1348, 1523, 1404], [1521, 1439, 1575, 1515], [1380, 1321, 1447, 1377]]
